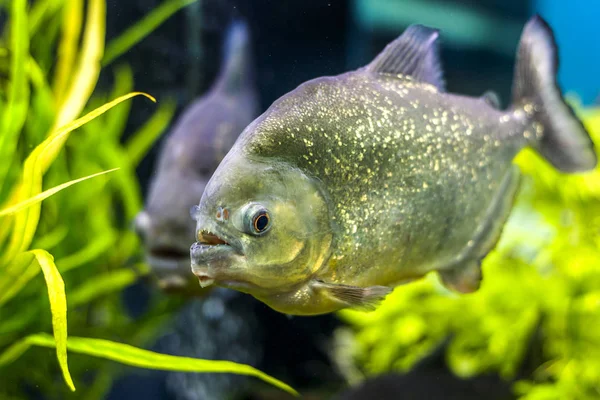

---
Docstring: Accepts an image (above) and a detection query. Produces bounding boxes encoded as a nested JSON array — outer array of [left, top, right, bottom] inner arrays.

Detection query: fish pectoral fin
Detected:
[[311, 280, 392, 311], [438, 260, 482, 293], [367, 25, 444, 90]]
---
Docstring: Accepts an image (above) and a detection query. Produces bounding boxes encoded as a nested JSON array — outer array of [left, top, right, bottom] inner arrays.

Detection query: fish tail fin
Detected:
[[512, 15, 597, 172], [216, 20, 254, 93]]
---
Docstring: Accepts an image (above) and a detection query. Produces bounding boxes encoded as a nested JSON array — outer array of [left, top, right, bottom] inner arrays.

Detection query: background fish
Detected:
[[190, 16, 596, 315], [134, 20, 267, 400], [134, 18, 344, 400], [135, 20, 259, 290]]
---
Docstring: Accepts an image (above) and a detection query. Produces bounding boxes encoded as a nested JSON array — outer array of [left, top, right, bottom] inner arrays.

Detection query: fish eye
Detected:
[[244, 204, 272, 235], [253, 212, 270, 233]]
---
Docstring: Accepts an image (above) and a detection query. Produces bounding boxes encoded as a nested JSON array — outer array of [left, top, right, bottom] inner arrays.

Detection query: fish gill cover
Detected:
[[0, 0, 296, 398], [336, 100, 600, 399]]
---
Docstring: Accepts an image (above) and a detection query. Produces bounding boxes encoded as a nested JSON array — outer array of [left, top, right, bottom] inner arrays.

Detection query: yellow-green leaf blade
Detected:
[[29, 250, 75, 391], [67, 269, 139, 307], [1, 92, 155, 264], [0, 0, 30, 192], [104, 65, 135, 140], [0, 168, 119, 217], [57, 232, 116, 273], [52, 0, 83, 108], [44, 91, 156, 167], [102, 0, 196, 66], [0, 334, 298, 396], [0, 337, 32, 367], [53, 0, 105, 130]]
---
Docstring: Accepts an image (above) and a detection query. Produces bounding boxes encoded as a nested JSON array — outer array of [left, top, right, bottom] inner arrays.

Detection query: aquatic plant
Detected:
[[0, 0, 295, 398], [337, 102, 600, 399]]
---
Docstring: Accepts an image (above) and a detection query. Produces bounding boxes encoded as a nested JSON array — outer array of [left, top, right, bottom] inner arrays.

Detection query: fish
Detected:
[[189, 16, 597, 315], [134, 21, 259, 290]]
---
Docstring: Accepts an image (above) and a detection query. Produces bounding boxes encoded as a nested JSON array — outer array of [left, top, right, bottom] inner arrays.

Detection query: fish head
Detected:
[[134, 170, 208, 292], [190, 150, 333, 310], [134, 107, 227, 292]]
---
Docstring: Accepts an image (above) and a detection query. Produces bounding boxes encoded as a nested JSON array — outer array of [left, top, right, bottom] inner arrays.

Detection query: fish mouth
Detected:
[[197, 230, 229, 246], [149, 246, 190, 261], [146, 246, 190, 272], [190, 229, 242, 288], [145, 246, 193, 289]]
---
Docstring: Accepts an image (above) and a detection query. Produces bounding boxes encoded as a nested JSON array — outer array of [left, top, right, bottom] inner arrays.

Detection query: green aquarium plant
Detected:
[[0, 0, 296, 398], [337, 103, 600, 399]]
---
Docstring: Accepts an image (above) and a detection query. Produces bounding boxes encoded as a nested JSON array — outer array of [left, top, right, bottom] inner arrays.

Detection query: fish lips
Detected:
[[190, 241, 244, 288], [145, 248, 194, 290]]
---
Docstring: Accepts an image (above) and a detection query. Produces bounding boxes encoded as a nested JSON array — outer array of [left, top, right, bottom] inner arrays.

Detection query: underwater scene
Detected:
[[0, 0, 599, 399]]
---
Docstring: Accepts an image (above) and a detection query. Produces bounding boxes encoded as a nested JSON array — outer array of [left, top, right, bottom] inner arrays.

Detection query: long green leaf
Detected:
[[28, 0, 65, 36], [125, 98, 176, 166], [52, 0, 82, 108], [53, 0, 104, 130], [102, 0, 196, 66], [0, 0, 30, 194], [43, 90, 155, 172], [32, 225, 69, 252], [29, 250, 75, 391], [27, 57, 57, 138], [104, 65, 135, 140], [0, 169, 119, 217], [57, 232, 116, 273], [1, 92, 155, 264], [0, 334, 298, 396], [67, 269, 139, 307], [0, 214, 12, 249], [98, 145, 143, 220]]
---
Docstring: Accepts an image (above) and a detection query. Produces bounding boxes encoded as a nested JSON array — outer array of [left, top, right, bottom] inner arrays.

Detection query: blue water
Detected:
[[535, 0, 600, 104]]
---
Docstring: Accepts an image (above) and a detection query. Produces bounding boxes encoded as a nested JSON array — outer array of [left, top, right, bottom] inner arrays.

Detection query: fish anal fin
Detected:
[[437, 166, 521, 293], [367, 25, 444, 91], [312, 280, 391, 311]]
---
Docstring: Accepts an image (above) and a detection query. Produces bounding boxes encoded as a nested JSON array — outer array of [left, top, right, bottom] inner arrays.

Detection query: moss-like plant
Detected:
[[0, 0, 296, 398], [337, 103, 600, 399]]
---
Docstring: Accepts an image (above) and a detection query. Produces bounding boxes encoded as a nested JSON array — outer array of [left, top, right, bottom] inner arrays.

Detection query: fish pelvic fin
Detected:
[[367, 25, 445, 91], [312, 280, 392, 311], [512, 15, 597, 172]]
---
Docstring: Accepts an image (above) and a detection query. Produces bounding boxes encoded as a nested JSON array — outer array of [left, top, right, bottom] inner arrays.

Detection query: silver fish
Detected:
[[190, 16, 596, 315], [135, 21, 259, 290]]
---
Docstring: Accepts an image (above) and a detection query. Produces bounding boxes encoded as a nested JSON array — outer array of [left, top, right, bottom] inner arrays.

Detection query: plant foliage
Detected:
[[0, 0, 296, 398]]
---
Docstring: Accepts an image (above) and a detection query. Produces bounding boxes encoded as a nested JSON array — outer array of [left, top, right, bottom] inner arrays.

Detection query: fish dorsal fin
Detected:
[[215, 20, 254, 94], [367, 25, 445, 91], [481, 90, 501, 109]]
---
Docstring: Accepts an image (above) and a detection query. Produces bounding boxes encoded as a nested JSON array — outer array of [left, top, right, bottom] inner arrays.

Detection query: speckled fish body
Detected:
[[190, 17, 596, 314], [135, 21, 259, 290], [242, 73, 522, 287]]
